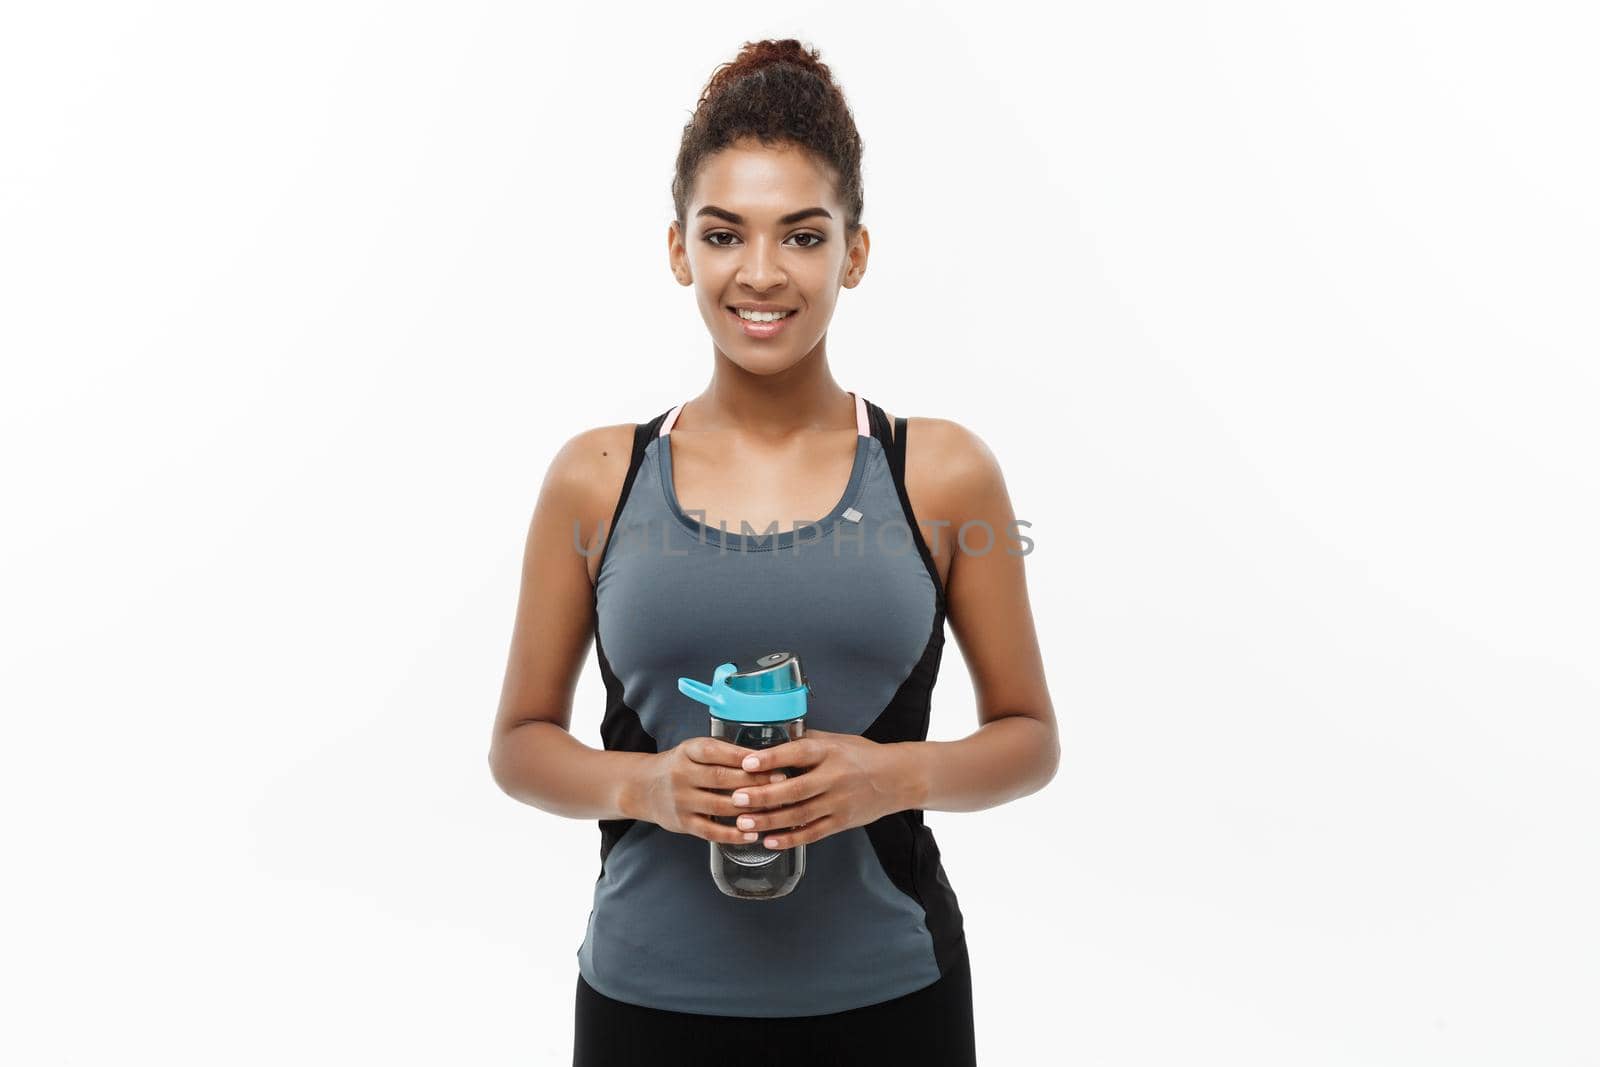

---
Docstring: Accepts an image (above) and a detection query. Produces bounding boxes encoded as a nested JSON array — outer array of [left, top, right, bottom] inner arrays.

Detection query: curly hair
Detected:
[[671, 39, 866, 239]]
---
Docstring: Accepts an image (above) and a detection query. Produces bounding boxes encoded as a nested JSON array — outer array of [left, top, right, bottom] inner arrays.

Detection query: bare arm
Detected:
[[487, 423, 653, 821], [894, 418, 1060, 813]]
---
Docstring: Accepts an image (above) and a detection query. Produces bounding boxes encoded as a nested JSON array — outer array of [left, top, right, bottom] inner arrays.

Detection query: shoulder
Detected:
[[903, 416, 998, 476], [883, 412, 1004, 534], [540, 421, 639, 517], [539, 422, 642, 585], [887, 414, 1009, 526]]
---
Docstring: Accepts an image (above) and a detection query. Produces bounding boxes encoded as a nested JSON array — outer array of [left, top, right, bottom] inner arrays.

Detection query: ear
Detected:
[[840, 224, 869, 289], [668, 220, 692, 285]]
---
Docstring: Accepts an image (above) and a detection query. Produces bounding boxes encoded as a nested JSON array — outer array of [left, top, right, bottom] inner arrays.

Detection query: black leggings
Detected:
[[572, 942, 977, 1067]]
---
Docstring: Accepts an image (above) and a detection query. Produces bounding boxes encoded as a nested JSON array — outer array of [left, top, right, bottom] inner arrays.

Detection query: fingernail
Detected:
[[742, 755, 760, 771], [743, 832, 758, 841], [733, 793, 749, 806], [764, 838, 781, 849], [737, 817, 754, 830], [769, 772, 787, 783]]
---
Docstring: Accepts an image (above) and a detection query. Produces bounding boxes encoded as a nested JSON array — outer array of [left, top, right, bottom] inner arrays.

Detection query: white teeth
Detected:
[[735, 308, 792, 322]]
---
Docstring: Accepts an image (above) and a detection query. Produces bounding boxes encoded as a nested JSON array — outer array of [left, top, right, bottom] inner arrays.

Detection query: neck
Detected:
[[683, 353, 854, 440]]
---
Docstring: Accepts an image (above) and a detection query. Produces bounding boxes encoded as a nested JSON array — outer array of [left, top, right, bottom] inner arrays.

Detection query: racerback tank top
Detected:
[[579, 391, 967, 1017]]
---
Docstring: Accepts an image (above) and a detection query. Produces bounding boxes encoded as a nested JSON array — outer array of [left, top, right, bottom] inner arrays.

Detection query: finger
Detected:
[[761, 813, 836, 851], [688, 737, 756, 767], [738, 738, 825, 774], [698, 783, 792, 817], [727, 771, 826, 812], [730, 800, 822, 836], [700, 766, 790, 791], [692, 813, 756, 846]]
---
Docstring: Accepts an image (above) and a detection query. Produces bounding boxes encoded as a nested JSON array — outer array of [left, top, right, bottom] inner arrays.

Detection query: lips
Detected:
[[726, 306, 798, 339]]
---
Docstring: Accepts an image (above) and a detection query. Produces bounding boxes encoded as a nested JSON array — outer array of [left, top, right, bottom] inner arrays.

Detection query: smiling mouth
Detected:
[[726, 307, 796, 321], [725, 306, 799, 337]]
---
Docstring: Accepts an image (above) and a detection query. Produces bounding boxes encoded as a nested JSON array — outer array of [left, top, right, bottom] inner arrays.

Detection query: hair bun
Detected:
[[701, 39, 835, 107], [673, 39, 866, 237]]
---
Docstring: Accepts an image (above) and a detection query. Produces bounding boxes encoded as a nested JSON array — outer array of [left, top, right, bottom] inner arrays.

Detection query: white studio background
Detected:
[[2, 2, 1596, 1064]]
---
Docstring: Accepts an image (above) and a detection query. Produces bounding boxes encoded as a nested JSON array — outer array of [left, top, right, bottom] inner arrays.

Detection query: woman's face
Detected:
[[669, 138, 868, 374]]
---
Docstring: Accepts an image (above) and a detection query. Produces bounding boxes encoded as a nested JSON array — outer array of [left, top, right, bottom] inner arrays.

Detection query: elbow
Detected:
[[486, 725, 528, 795], [487, 719, 560, 797], [487, 742, 512, 796], [1037, 719, 1062, 791]]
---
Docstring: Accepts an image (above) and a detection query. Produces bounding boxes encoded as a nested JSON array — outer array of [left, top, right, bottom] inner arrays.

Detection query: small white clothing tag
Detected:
[[842, 507, 863, 523]]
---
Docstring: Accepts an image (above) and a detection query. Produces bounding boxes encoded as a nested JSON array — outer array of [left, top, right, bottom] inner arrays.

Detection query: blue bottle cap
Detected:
[[678, 653, 811, 724]]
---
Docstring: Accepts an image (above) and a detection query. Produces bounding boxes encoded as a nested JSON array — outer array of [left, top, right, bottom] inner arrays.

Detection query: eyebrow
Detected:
[[695, 205, 833, 226]]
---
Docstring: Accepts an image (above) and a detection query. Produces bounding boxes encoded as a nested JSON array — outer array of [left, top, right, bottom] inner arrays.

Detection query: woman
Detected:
[[489, 39, 1058, 1066]]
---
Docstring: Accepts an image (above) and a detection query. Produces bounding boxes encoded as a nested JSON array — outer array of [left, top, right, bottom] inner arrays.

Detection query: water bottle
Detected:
[[677, 651, 811, 900]]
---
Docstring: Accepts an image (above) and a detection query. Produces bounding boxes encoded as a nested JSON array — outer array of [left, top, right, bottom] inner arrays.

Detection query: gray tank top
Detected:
[[578, 391, 967, 1017]]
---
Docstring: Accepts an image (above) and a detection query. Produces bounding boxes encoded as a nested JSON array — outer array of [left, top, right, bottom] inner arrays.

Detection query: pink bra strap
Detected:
[[660, 392, 870, 437]]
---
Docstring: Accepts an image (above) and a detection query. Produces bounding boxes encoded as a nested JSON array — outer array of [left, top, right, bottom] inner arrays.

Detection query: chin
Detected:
[[717, 345, 808, 372], [724, 355, 802, 376]]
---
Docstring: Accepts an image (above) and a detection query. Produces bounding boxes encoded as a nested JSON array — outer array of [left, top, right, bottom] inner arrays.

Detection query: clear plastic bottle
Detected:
[[678, 652, 811, 900]]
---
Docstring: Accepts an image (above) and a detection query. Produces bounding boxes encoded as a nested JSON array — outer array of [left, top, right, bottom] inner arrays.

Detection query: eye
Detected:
[[702, 231, 827, 249]]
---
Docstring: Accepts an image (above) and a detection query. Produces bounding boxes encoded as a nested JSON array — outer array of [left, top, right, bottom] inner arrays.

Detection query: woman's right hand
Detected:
[[630, 737, 789, 845]]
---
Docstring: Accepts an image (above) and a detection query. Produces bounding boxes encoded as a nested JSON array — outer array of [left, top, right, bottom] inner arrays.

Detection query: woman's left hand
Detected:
[[728, 729, 917, 850]]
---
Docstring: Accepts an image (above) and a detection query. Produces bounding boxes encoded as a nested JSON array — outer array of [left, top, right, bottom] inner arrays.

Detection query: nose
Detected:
[[734, 234, 787, 293]]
